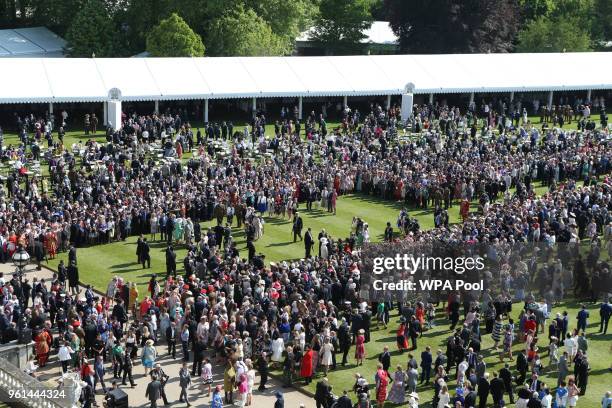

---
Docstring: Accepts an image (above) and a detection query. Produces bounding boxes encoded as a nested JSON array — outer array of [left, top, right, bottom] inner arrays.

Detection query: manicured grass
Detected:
[[43, 194, 454, 293], [6, 117, 609, 406], [289, 301, 611, 408]]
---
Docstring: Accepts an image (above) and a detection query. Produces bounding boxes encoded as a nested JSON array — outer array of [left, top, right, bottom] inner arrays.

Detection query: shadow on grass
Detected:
[[110, 262, 137, 269]]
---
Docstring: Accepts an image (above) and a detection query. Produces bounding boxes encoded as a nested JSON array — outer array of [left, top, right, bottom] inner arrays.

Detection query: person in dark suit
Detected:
[[257, 352, 269, 391], [499, 363, 515, 403], [246, 238, 256, 262], [384, 222, 393, 242], [314, 378, 332, 408], [490, 371, 506, 406], [477, 373, 490, 408], [141, 238, 151, 268], [145, 378, 162, 408], [409, 316, 420, 350], [32, 238, 45, 270], [420, 346, 433, 384], [526, 373, 542, 392], [335, 390, 352, 408], [464, 384, 477, 408], [165, 246, 176, 278], [516, 350, 528, 385], [67, 260, 79, 295], [136, 235, 144, 264], [338, 318, 351, 366], [191, 335, 205, 376], [166, 322, 177, 359], [68, 245, 77, 265], [292, 212, 303, 242], [165, 216, 174, 245], [378, 346, 391, 375], [304, 228, 314, 258], [111, 299, 128, 326], [121, 353, 135, 387]]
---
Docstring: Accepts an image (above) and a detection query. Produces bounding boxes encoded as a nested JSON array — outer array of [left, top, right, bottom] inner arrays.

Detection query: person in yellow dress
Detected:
[[223, 361, 236, 404], [129, 282, 139, 316]]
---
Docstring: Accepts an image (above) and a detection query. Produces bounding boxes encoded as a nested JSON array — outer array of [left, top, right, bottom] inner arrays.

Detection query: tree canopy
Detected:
[[310, 0, 374, 54], [146, 13, 205, 57], [517, 17, 593, 52], [1, 0, 609, 56], [206, 6, 289, 56], [385, 0, 520, 54], [64, 0, 117, 57]]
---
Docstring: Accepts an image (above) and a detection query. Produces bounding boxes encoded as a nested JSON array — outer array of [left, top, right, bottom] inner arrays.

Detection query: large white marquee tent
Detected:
[[0, 52, 610, 128]]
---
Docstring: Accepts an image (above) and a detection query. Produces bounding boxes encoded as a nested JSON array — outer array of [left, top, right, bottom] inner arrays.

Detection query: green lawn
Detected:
[[5, 116, 610, 407], [43, 193, 456, 293], [289, 302, 611, 408]]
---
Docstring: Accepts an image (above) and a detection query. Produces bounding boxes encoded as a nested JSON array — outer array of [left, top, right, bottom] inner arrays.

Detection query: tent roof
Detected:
[[0, 52, 610, 103], [0, 27, 65, 57]]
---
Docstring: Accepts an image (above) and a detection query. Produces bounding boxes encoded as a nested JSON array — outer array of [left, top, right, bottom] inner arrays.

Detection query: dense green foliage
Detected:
[[0, 0, 609, 56], [64, 0, 117, 57], [146, 13, 205, 57], [206, 6, 289, 56], [385, 0, 520, 53], [517, 17, 593, 52], [310, 0, 374, 54]]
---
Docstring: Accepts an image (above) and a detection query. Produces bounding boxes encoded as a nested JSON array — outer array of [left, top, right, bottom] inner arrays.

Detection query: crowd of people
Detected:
[[0, 94, 610, 408]]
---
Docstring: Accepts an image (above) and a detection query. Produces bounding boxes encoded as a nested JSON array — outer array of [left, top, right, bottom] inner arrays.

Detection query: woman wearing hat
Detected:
[[375, 363, 389, 408], [387, 365, 406, 404], [141, 339, 157, 377], [355, 328, 366, 366]]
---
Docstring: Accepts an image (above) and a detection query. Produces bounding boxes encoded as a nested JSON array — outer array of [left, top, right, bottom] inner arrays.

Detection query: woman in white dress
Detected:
[[150, 212, 158, 241], [363, 223, 370, 243], [437, 384, 451, 408], [183, 218, 194, 245], [320, 236, 329, 259], [253, 217, 264, 240], [320, 188, 328, 208], [246, 359, 256, 406], [319, 337, 334, 376], [271, 335, 285, 365]]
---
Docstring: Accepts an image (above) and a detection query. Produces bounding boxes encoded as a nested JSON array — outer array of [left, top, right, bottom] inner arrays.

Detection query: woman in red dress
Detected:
[[460, 199, 470, 222], [415, 302, 425, 328], [34, 329, 51, 367], [300, 346, 314, 384], [45, 229, 58, 259], [396, 319, 409, 351], [394, 178, 404, 201], [375, 363, 389, 408], [355, 329, 366, 365]]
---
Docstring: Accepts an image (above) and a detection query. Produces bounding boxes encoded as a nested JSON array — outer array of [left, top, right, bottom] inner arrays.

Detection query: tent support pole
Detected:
[[298, 96, 303, 120], [204, 99, 209, 123], [509, 92, 514, 102], [386, 95, 391, 110], [48, 102, 53, 115], [343, 95, 347, 108], [586, 89, 592, 101], [469, 92, 474, 104], [547, 91, 554, 107], [401, 92, 413, 123], [429, 93, 433, 104], [103, 102, 107, 126], [252, 97, 257, 118], [154, 100, 159, 114]]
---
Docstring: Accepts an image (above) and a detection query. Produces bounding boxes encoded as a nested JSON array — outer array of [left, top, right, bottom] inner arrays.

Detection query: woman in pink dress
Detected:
[[355, 329, 366, 365]]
